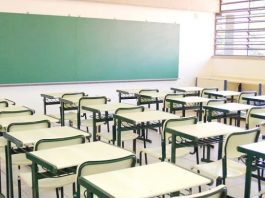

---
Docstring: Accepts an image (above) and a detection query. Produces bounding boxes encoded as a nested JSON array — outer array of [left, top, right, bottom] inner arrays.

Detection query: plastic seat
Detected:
[[192, 128, 260, 185], [49, 92, 85, 123], [139, 116, 197, 165], [68, 96, 108, 136], [75, 155, 136, 198], [245, 106, 265, 129], [163, 93, 184, 112], [99, 106, 144, 153], [0, 109, 35, 194], [20, 135, 86, 198]]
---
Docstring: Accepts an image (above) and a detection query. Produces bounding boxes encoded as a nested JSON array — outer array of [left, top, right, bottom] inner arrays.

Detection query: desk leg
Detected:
[[169, 102, 173, 114], [237, 111, 241, 127], [198, 102, 203, 121], [171, 135, 176, 163], [217, 135, 223, 160], [117, 119, 122, 147], [118, 92, 121, 103], [32, 162, 39, 198], [6, 141, 14, 198], [43, 97, 47, 115], [60, 105, 65, 126], [207, 110, 212, 122], [244, 155, 253, 198], [182, 104, 185, 117], [156, 98, 159, 110], [92, 112, 97, 141]]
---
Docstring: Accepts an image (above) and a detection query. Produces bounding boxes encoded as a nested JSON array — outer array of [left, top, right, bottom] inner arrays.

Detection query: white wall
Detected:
[[0, 0, 215, 113]]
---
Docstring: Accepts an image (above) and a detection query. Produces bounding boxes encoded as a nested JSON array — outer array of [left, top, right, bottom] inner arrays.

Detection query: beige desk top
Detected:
[[0, 114, 58, 131], [0, 106, 32, 112], [4, 126, 89, 147], [116, 89, 141, 94], [138, 92, 173, 99], [40, 92, 67, 99], [167, 122, 244, 139], [167, 96, 209, 104], [28, 142, 134, 170], [205, 103, 253, 112], [171, 87, 204, 92], [80, 162, 211, 198], [205, 90, 241, 97], [115, 110, 179, 124], [82, 103, 136, 113]]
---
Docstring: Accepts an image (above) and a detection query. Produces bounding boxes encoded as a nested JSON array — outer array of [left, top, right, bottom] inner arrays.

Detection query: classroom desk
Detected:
[[116, 89, 141, 103], [204, 90, 240, 101], [243, 95, 265, 105], [251, 112, 265, 120], [238, 141, 265, 198], [4, 126, 89, 198], [82, 103, 136, 141], [170, 86, 203, 96], [165, 122, 244, 163], [113, 110, 179, 147], [78, 162, 212, 198], [26, 142, 134, 198], [40, 92, 84, 116], [59, 95, 85, 126], [136, 91, 172, 110], [0, 114, 58, 132], [204, 103, 253, 126], [166, 96, 209, 121]]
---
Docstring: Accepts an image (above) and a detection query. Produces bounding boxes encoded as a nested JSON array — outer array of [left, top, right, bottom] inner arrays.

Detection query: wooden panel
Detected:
[[87, 0, 220, 13]]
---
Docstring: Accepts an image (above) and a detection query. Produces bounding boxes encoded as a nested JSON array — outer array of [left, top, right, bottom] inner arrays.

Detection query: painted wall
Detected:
[[0, 0, 215, 113]]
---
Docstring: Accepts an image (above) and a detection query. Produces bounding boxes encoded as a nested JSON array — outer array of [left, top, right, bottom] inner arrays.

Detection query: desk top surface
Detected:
[[243, 95, 265, 102], [116, 89, 141, 94], [204, 103, 253, 112], [27, 142, 133, 170], [171, 86, 203, 92], [167, 96, 209, 104], [167, 122, 244, 139], [205, 90, 241, 97], [137, 91, 172, 99], [114, 110, 179, 124], [82, 103, 136, 112], [0, 114, 58, 130], [238, 141, 265, 158], [4, 126, 89, 146], [0, 106, 32, 112], [80, 162, 211, 198]]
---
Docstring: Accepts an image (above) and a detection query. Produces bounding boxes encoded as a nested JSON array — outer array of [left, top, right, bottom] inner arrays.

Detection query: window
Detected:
[[215, 0, 265, 57]]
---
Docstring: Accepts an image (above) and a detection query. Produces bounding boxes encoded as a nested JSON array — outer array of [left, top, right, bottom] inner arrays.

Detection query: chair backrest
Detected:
[[62, 92, 85, 109], [245, 106, 265, 129], [138, 89, 159, 104], [0, 101, 8, 108], [0, 109, 34, 118], [7, 120, 51, 132], [224, 128, 260, 159], [114, 106, 144, 126], [201, 88, 219, 98], [238, 91, 257, 104], [35, 135, 86, 151], [177, 185, 227, 198], [163, 93, 184, 111], [204, 99, 227, 122], [79, 96, 107, 114], [163, 116, 197, 142], [77, 155, 136, 198]]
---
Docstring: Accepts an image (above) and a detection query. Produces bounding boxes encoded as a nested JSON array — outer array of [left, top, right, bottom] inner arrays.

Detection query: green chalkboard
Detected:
[[0, 12, 179, 84]]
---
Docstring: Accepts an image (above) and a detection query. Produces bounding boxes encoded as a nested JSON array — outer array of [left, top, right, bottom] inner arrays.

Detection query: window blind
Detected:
[[215, 0, 265, 56]]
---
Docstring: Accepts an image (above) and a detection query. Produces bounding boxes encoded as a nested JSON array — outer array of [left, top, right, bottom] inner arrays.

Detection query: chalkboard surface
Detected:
[[0, 12, 179, 84]]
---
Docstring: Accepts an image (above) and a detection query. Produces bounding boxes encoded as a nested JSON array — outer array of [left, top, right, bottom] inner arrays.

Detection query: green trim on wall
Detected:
[[0, 12, 179, 84]]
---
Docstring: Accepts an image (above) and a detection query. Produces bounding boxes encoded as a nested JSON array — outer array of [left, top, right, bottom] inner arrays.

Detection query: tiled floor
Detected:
[[2, 110, 265, 198]]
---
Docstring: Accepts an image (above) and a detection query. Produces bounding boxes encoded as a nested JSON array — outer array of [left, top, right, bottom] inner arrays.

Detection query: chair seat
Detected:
[[140, 144, 189, 161], [99, 131, 138, 141], [192, 159, 246, 179], [20, 171, 76, 189]]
